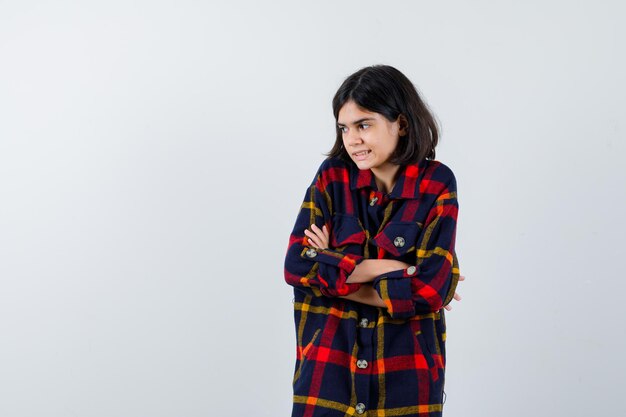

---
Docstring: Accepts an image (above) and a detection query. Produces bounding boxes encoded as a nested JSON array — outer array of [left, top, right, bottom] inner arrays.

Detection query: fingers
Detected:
[[320, 225, 329, 248], [304, 224, 330, 249], [320, 224, 329, 242], [444, 305, 452, 311], [459, 275, 465, 281], [304, 228, 323, 248]]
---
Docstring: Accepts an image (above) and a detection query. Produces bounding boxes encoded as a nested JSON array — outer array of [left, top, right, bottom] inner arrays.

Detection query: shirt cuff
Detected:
[[372, 265, 418, 319], [299, 246, 365, 296], [442, 252, 460, 307]]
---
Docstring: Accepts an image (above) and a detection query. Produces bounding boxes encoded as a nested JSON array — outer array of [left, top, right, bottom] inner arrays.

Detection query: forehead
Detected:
[[337, 101, 381, 125]]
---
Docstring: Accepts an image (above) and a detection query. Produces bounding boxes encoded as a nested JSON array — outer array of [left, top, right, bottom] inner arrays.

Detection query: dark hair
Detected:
[[324, 64, 440, 165]]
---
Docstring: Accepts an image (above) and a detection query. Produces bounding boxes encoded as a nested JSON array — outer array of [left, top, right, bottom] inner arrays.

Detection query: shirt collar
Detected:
[[348, 159, 424, 199]]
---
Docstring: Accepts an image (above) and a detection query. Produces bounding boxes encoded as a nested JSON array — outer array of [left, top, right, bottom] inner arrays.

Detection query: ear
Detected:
[[397, 114, 409, 137]]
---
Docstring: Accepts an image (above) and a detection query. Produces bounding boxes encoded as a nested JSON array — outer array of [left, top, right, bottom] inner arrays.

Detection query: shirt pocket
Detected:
[[292, 327, 322, 387], [413, 326, 437, 378], [330, 212, 367, 248], [372, 220, 422, 258], [302, 328, 322, 359]]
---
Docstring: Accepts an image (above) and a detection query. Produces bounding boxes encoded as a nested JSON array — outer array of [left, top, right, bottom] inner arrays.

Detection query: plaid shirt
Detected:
[[284, 156, 460, 417]]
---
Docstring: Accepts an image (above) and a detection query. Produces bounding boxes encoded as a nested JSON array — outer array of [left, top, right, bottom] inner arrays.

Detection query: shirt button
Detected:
[[407, 265, 416, 275], [355, 402, 366, 414], [359, 318, 369, 327], [305, 248, 317, 258], [356, 359, 368, 369], [393, 236, 405, 247], [369, 196, 378, 206]]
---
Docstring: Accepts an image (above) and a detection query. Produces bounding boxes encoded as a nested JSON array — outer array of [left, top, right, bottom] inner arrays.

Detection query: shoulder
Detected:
[[317, 156, 351, 172], [312, 156, 352, 186], [422, 158, 455, 177], [424, 159, 457, 183], [421, 159, 458, 196]]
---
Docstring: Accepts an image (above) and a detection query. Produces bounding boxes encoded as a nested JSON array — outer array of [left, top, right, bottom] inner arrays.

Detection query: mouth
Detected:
[[353, 150, 371, 158]]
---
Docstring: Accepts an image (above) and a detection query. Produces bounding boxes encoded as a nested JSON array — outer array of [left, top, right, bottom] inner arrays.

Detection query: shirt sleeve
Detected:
[[284, 165, 365, 298], [372, 172, 460, 319]]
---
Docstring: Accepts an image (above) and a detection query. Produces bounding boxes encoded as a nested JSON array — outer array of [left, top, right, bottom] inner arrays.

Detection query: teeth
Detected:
[[355, 150, 370, 156]]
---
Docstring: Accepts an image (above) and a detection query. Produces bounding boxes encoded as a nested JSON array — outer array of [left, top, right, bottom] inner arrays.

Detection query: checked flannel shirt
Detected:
[[284, 156, 460, 417]]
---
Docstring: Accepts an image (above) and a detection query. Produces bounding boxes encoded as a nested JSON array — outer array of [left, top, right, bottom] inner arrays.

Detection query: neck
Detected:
[[372, 163, 401, 195]]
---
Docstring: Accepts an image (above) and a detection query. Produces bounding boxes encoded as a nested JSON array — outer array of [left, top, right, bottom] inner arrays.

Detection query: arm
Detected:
[[337, 283, 387, 308], [300, 210, 411, 307], [345, 259, 410, 284], [337, 259, 409, 308], [284, 165, 366, 298], [372, 169, 461, 319]]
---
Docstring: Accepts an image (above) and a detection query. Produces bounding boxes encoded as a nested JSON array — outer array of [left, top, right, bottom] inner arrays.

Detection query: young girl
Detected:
[[284, 64, 463, 417]]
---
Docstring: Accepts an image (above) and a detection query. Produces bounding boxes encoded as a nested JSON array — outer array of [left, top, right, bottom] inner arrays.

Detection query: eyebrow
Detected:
[[336, 117, 376, 127]]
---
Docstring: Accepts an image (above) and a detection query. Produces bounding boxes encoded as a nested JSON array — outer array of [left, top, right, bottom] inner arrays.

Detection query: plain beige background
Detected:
[[1, 1, 624, 416]]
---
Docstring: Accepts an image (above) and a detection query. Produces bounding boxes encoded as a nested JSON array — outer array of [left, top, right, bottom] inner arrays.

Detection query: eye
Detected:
[[359, 123, 370, 130], [339, 126, 347, 133]]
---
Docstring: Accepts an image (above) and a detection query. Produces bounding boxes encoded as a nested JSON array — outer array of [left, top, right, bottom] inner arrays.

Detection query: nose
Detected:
[[344, 128, 363, 148]]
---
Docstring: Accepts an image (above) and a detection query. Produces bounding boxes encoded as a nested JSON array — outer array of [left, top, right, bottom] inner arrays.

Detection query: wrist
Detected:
[[347, 259, 410, 284], [379, 259, 407, 275]]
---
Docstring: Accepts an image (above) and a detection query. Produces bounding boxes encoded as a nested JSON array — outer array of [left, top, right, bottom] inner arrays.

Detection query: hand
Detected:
[[304, 224, 330, 250], [443, 274, 465, 311]]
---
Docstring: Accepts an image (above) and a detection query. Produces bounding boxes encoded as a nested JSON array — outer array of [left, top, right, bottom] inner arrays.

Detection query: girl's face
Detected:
[[337, 100, 406, 170]]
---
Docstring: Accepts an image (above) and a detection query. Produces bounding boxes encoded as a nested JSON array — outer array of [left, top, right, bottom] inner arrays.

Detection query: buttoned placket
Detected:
[[352, 188, 393, 415]]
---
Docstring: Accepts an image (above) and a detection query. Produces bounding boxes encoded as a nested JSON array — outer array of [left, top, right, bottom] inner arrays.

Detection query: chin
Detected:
[[354, 160, 373, 169]]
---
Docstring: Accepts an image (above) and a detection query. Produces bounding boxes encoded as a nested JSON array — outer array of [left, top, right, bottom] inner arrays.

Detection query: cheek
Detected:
[[385, 140, 398, 154]]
